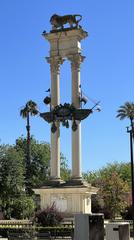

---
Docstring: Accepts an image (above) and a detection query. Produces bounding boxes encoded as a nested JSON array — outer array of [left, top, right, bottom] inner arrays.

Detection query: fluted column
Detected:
[[68, 54, 85, 180], [46, 56, 64, 180]]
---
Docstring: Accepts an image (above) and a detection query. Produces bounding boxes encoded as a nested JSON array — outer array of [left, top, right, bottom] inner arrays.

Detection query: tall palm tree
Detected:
[[117, 101, 134, 235], [20, 100, 38, 188], [20, 100, 38, 164]]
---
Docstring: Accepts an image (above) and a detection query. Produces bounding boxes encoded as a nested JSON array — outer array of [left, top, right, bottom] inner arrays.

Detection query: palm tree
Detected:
[[20, 100, 38, 165], [20, 100, 38, 194], [117, 101, 134, 236]]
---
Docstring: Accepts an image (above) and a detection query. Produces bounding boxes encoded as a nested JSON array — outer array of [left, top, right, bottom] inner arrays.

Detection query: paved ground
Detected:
[[0, 237, 134, 240], [0, 237, 133, 240]]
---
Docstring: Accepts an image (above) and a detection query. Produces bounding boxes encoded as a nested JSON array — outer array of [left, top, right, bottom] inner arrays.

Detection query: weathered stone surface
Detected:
[[74, 213, 104, 240], [106, 222, 130, 240], [33, 185, 97, 215]]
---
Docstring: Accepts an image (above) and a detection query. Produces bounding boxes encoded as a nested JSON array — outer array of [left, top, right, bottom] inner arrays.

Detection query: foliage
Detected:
[[34, 203, 63, 227], [0, 136, 69, 219], [60, 153, 71, 181], [116, 101, 134, 122], [16, 136, 50, 187], [20, 100, 38, 118], [11, 195, 35, 219], [0, 145, 25, 219], [84, 162, 131, 219], [83, 171, 99, 186], [99, 162, 132, 186], [0, 145, 24, 192], [15, 136, 70, 186], [83, 162, 132, 187], [99, 172, 129, 219], [0, 143, 35, 219]]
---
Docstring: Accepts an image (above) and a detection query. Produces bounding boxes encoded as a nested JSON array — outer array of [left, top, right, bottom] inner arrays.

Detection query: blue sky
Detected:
[[0, 0, 134, 172]]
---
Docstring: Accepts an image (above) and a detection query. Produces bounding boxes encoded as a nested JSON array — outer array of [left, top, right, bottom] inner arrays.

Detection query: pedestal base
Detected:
[[65, 178, 88, 186], [44, 178, 65, 187], [33, 182, 98, 216]]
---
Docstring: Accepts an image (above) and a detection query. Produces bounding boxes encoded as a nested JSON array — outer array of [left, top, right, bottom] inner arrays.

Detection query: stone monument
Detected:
[[33, 14, 98, 215]]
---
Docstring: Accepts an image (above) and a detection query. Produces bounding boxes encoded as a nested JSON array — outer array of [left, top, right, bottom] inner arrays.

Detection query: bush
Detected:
[[11, 195, 35, 219], [34, 203, 63, 227]]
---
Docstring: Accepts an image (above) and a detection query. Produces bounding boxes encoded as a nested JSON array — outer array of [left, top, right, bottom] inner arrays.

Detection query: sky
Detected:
[[0, 0, 134, 172]]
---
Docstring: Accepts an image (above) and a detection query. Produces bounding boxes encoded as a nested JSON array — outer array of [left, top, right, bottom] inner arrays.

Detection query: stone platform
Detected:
[[33, 181, 98, 215]]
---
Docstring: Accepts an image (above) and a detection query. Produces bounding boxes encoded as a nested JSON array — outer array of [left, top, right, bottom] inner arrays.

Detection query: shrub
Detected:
[[11, 195, 35, 219], [34, 203, 63, 227]]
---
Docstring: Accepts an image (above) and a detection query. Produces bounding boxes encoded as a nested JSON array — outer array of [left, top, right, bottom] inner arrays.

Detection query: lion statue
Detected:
[[50, 14, 82, 30]]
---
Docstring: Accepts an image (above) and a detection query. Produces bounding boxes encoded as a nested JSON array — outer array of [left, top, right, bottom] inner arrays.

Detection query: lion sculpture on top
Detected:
[[50, 14, 82, 30]]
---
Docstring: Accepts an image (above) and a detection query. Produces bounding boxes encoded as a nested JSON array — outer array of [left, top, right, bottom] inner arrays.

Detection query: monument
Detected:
[[33, 14, 98, 215]]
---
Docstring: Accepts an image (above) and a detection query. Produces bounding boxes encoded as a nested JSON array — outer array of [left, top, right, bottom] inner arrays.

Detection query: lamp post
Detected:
[[127, 123, 134, 239]]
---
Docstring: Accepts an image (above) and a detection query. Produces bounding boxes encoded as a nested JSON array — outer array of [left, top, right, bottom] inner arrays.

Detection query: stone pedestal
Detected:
[[33, 183, 97, 215]]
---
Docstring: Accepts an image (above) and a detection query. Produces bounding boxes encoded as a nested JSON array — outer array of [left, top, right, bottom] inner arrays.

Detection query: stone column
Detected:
[[46, 56, 64, 181], [68, 54, 85, 180]]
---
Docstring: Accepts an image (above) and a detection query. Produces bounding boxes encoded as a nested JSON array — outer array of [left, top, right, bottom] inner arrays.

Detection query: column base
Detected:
[[65, 177, 89, 187], [43, 178, 65, 187]]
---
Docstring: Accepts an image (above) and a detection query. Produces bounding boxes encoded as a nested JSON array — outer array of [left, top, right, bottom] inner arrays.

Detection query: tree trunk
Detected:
[[26, 112, 31, 194], [26, 112, 31, 165]]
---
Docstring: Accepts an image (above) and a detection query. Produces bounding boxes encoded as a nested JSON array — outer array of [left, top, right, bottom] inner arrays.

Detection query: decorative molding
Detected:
[[46, 56, 64, 74], [67, 53, 85, 71]]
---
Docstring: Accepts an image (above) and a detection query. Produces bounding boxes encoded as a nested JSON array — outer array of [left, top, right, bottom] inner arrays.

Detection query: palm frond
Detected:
[[116, 113, 126, 120], [20, 100, 38, 118], [116, 101, 134, 121], [20, 107, 28, 118]]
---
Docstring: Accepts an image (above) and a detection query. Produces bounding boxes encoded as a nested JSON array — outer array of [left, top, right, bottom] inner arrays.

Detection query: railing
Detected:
[[0, 220, 74, 239], [0, 220, 33, 228]]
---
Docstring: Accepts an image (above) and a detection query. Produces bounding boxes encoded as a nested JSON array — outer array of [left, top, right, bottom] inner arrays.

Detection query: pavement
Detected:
[[0, 237, 134, 240]]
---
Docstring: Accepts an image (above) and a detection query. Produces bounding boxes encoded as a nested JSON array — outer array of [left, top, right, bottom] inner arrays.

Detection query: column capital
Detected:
[[46, 56, 64, 74], [67, 54, 85, 71]]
